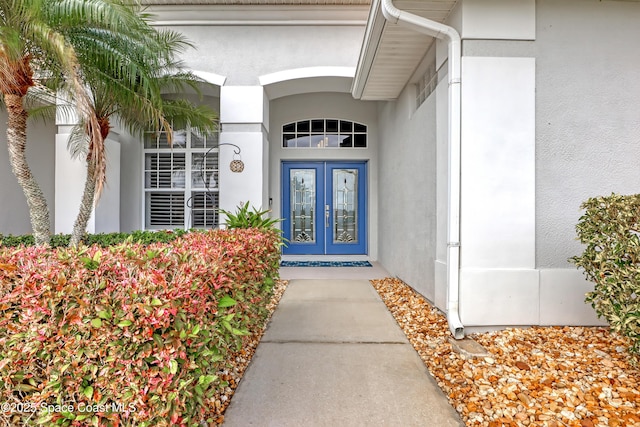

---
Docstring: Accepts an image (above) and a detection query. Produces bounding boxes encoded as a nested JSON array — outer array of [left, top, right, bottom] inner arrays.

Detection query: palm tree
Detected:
[[0, 0, 152, 245], [59, 24, 218, 246]]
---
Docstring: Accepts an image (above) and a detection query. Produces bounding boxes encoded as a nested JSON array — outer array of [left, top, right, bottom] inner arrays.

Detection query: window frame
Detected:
[[142, 128, 220, 230], [282, 118, 368, 149]]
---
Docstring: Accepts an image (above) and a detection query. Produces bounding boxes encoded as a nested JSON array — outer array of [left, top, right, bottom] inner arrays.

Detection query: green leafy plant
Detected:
[[220, 201, 282, 230], [0, 229, 188, 248], [0, 228, 281, 426], [571, 193, 640, 364]]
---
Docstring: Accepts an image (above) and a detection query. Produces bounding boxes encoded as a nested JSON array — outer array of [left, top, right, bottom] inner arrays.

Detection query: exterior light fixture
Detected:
[[208, 143, 244, 173], [229, 153, 244, 173]]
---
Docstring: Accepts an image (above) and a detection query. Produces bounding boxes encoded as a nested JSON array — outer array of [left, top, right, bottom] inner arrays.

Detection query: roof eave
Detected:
[[351, 0, 385, 100], [351, 0, 459, 101]]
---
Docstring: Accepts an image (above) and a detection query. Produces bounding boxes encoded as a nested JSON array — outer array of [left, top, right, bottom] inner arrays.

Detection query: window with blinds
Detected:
[[143, 129, 219, 230]]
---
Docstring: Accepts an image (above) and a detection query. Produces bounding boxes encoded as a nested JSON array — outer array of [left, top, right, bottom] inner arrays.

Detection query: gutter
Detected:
[[380, 0, 465, 339]]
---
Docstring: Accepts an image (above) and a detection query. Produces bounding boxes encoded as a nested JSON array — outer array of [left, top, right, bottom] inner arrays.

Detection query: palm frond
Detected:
[[66, 122, 90, 160], [161, 99, 218, 136]]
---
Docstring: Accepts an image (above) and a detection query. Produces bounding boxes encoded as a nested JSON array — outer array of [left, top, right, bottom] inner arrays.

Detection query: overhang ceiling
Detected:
[[353, 0, 458, 100], [142, 0, 370, 4]]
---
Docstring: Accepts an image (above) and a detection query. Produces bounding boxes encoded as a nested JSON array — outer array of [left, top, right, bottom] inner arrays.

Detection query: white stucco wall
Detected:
[[460, 56, 536, 270], [377, 77, 439, 302], [54, 134, 121, 234], [118, 131, 143, 232], [536, 0, 640, 269], [219, 87, 268, 214], [161, 25, 365, 86], [460, 0, 535, 40], [458, 56, 538, 327], [95, 139, 121, 233], [269, 92, 379, 259], [0, 113, 56, 236], [533, 0, 640, 326]]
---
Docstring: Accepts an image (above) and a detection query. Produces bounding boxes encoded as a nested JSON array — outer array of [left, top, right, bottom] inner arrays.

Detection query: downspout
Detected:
[[380, 0, 464, 339]]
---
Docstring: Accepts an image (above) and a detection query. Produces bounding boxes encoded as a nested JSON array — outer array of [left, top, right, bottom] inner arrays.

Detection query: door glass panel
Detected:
[[333, 169, 358, 243], [290, 169, 316, 242]]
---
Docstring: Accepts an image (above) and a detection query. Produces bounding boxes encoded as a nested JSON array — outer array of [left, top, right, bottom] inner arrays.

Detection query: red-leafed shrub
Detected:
[[0, 228, 281, 426]]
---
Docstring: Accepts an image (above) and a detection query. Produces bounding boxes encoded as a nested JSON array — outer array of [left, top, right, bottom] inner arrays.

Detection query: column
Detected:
[[219, 86, 269, 216], [457, 0, 538, 326], [54, 107, 120, 234]]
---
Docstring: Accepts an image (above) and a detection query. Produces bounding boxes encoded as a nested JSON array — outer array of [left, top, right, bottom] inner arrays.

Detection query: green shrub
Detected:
[[0, 233, 36, 247], [220, 201, 281, 230], [0, 228, 281, 426], [571, 193, 640, 364], [0, 229, 187, 248]]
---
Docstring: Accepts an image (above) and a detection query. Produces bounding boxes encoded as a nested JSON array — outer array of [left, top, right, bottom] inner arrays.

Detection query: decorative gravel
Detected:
[[371, 278, 640, 427], [212, 279, 288, 426]]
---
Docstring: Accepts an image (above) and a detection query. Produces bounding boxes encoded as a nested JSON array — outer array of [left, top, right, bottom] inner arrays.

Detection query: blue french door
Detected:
[[282, 161, 367, 255]]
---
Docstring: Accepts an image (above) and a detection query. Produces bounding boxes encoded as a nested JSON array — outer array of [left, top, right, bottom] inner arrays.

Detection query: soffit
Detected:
[[143, 2, 370, 25], [142, 0, 370, 4], [355, 0, 458, 100]]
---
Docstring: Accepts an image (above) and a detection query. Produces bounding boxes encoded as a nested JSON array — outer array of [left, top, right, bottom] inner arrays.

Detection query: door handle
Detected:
[[325, 204, 330, 228]]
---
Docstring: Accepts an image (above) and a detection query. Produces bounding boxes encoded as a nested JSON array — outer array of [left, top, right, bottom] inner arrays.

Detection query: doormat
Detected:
[[280, 261, 372, 267]]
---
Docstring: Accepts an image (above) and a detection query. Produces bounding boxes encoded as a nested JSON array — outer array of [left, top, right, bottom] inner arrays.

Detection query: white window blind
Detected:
[[143, 129, 219, 230], [146, 193, 185, 227]]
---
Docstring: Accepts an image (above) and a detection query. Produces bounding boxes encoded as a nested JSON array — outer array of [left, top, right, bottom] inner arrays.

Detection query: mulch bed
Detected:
[[371, 277, 640, 427], [212, 279, 288, 425]]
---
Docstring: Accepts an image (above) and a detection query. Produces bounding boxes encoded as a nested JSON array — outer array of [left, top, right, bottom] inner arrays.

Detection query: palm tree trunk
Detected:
[[69, 161, 96, 247], [4, 93, 51, 246], [69, 117, 109, 248]]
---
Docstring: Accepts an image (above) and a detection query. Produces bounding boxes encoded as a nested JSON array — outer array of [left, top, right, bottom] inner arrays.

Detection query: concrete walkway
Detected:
[[223, 270, 464, 426]]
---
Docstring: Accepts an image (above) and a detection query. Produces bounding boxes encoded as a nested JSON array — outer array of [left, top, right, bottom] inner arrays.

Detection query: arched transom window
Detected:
[[282, 119, 367, 148]]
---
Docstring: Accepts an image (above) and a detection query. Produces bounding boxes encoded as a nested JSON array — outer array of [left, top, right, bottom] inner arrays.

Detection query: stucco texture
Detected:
[[0, 112, 56, 235], [535, 0, 640, 268], [166, 25, 365, 86], [377, 87, 438, 302]]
